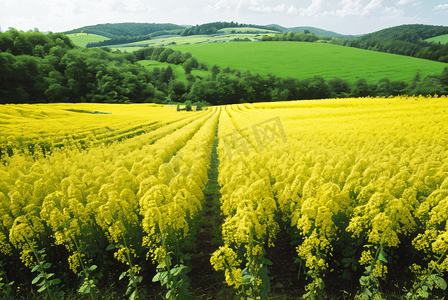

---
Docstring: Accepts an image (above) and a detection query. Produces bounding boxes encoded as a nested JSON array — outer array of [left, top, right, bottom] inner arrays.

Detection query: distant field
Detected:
[[169, 41, 448, 83], [217, 27, 280, 34], [108, 32, 269, 49], [66, 33, 110, 47], [425, 34, 448, 44]]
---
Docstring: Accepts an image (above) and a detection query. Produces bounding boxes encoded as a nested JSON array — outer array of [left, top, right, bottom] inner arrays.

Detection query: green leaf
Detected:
[[32, 276, 41, 285], [38, 285, 46, 293], [378, 249, 388, 264], [43, 262, 52, 269], [166, 290, 171, 299], [263, 258, 273, 266], [242, 275, 252, 284], [51, 278, 61, 285], [31, 265, 41, 272], [157, 262, 166, 269], [106, 244, 115, 250], [137, 276, 143, 283], [89, 265, 97, 271], [359, 276, 369, 286], [119, 271, 126, 281], [434, 276, 447, 290], [152, 272, 161, 282]]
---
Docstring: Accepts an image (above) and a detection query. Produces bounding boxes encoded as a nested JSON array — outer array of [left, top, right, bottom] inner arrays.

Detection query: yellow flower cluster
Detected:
[[1, 95, 448, 299], [141, 108, 220, 265], [0, 103, 202, 156], [241, 95, 448, 297], [210, 246, 243, 287], [0, 104, 217, 277]]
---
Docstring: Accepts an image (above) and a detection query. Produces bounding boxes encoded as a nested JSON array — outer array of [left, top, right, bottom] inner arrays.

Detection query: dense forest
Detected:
[[328, 24, 448, 63], [1, 28, 447, 105], [63, 23, 185, 38]]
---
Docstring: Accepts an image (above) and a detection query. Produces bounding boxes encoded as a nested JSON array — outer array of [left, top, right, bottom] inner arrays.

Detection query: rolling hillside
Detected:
[[267, 24, 360, 39], [169, 41, 447, 83], [63, 22, 185, 38], [357, 24, 448, 44]]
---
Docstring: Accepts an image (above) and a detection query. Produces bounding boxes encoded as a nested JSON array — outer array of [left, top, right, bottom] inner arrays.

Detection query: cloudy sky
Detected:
[[1, 0, 447, 35]]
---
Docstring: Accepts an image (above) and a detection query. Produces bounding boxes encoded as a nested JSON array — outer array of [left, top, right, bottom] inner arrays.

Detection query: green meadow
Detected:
[[216, 27, 279, 34], [425, 34, 448, 44], [66, 33, 110, 47], [108, 30, 275, 48], [169, 41, 447, 83]]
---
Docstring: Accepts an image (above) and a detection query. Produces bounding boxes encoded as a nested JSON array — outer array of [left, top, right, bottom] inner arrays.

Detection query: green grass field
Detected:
[[425, 34, 448, 44], [66, 33, 110, 47], [168, 41, 447, 83], [217, 27, 280, 34], [108, 32, 273, 49]]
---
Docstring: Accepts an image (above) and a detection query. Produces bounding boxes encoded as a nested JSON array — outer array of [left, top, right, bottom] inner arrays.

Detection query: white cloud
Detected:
[[434, 4, 448, 10], [327, 0, 362, 18], [286, 5, 298, 14], [203, 0, 286, 14], [120, 0, 156, 13], [273, 4, 285, 12], [380, 6, 405, 19], [299, 0, 325, 16], [174, 5, 190, 15], [396, 0, 414, 5], [361, 0, 383, 16]]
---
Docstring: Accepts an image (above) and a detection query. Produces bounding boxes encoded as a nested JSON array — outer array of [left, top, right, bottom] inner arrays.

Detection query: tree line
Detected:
[[1, 28, 447, 105], [261, 32, 331, 42], [180, 21, 278, 36]]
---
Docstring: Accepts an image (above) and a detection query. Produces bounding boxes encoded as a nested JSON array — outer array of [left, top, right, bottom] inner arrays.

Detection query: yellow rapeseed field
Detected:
[[0, 96, 447, 299]]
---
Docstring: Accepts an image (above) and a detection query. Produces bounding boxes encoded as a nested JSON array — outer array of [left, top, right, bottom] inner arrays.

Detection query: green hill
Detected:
[[357, 24, 448, 44], [66, 33, 110, 47], [169, 41, 447, 83], [267, 24, 360, 39], [63, 22, 185, 38]]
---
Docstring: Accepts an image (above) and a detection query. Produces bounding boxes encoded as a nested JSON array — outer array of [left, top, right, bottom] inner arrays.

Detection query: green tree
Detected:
[[328, 77, 351, 98], [44, 83, 68, 102], [351, 78, 373, 97], [211, 64, 220, 81], [170, 80, 186, 99], [182, 59, 193, 75]]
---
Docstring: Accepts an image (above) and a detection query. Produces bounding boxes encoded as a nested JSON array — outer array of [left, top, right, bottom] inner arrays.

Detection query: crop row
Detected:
[[0, 106, 219, 299]]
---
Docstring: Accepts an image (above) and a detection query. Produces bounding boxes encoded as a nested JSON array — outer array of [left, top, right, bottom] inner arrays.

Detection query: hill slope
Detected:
[[169, 42, 447, 83], [64, 22, 185, 38], [267, 24, 360, 39], [357, 24, 448, 44]]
